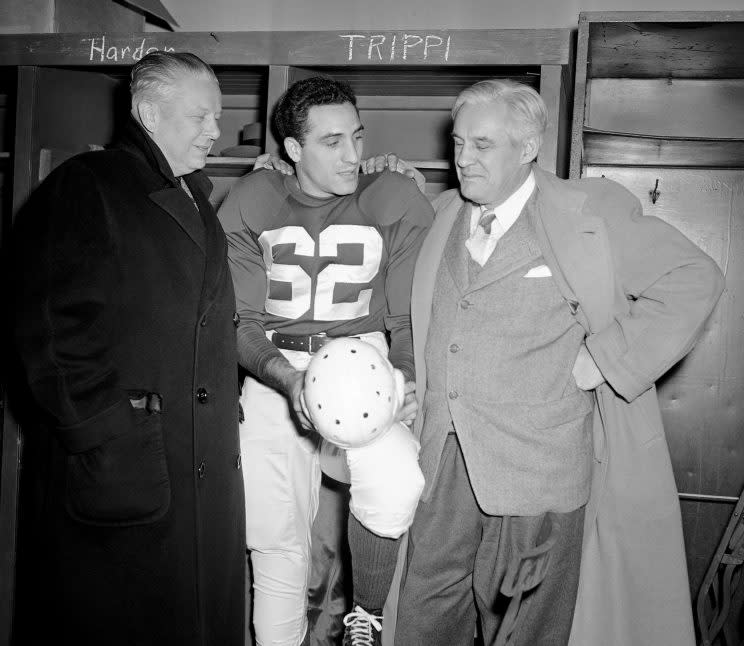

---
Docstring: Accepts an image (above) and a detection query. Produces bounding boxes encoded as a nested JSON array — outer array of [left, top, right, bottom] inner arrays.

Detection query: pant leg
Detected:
[[395, 434, 483, 646], [474, 508, 585, 646], [306, 475, 351, 646], [245, 551, 255, 646], [240, 374, 321, 646]]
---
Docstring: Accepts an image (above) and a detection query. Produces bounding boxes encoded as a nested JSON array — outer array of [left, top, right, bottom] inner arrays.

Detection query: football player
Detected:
[[217, 76, 433, 646]]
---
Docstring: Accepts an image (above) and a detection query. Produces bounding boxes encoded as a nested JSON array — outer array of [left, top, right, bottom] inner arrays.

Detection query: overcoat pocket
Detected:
[[65, 394, 171, 526]]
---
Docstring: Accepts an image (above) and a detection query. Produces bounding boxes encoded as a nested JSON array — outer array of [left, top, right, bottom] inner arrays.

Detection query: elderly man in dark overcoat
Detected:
[[11, 52, 245, 646]]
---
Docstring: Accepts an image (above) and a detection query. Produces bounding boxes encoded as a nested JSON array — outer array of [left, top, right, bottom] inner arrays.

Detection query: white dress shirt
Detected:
[[465, 171, 536, 266]]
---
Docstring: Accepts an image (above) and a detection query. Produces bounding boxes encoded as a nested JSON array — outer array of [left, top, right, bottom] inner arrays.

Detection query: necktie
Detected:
[[479, 211, 497, 235], [466, 209, 503, 266]]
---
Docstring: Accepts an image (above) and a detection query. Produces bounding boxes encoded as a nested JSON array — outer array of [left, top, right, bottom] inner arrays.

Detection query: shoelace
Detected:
[[343, 606, 383, 646]]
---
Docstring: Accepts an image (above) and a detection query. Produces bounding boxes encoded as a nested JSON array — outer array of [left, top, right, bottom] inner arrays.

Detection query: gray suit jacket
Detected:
[[419, 194, 593, 515]]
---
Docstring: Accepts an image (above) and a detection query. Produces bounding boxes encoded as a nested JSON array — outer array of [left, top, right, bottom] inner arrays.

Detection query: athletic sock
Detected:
[[347, 512, 401, 610]]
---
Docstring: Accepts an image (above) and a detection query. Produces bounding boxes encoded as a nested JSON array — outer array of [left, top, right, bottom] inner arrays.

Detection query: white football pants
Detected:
[[240, 331, 387, 646]]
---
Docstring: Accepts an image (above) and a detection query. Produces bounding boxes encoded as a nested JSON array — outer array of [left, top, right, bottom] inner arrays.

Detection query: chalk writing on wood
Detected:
[[87, 36, 175, 62], [339, 33, 452, 62]]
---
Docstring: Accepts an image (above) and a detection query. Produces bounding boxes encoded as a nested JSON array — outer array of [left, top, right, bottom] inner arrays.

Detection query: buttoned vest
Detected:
[[420, 197, 593, 515]]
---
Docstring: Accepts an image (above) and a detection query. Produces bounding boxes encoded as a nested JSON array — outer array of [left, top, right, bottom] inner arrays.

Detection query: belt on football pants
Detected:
[[271, 332, 360, 354]]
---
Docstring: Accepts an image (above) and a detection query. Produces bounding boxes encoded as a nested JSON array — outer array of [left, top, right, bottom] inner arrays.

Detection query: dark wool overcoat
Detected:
[[11, 119, 245, 646]]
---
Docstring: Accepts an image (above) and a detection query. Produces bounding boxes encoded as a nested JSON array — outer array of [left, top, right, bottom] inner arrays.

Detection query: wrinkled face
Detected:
[[303, 338, 400, 449], [452, 101, 533, 208], [287, 102, 364, 199], [151, 74, 221, 177]]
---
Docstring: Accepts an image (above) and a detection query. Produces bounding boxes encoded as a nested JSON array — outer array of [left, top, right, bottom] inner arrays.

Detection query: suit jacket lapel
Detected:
[[443, 202, 472, 295], [468, 201, 541, 293]]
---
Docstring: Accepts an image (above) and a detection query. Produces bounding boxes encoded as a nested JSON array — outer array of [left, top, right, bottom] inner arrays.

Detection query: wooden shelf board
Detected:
[[0, 30, 572, 68], [308, 67, 540, 96], [580, 10, 744, 24], [585, 21, 744, 79], [410, 159, 450, 170], [206, 156, 257, 166], [583, 128, 744, 167], [206, 157, 451, 170]]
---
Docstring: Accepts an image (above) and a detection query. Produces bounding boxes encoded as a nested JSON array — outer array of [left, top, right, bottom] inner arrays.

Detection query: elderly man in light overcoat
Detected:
[[393, 80, 724, 646]]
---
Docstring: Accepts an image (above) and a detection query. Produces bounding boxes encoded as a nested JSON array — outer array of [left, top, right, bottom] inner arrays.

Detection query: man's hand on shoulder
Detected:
[[360, 153, 426, 193], [253, 153, 294, 175], [573, 343, 606, 391]]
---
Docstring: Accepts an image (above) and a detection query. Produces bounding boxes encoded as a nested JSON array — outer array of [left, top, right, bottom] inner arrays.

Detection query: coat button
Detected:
[[196, 387, 209, 404], [460, 300, 471, 309], [233, 312, 240, 327], [448, 391, 459, 400], [197, 461, 206, 479], [449, 343, 460, 353], [236, 455, 242, 470], [200, 316, 207, 327]]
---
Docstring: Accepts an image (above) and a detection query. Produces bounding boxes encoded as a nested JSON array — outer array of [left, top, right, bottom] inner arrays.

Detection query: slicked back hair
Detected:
[[273, 76, 358, 145], [452, 79, 547, 146], [130, 51, 219, 107]]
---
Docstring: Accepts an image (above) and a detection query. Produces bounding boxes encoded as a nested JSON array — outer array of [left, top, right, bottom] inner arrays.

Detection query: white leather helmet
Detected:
[[302, 337, 404, 449]]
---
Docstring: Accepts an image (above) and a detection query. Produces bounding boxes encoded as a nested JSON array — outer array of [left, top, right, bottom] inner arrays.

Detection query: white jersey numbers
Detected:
[[258, 225, 383, 321], [259, 226, 313, 319]]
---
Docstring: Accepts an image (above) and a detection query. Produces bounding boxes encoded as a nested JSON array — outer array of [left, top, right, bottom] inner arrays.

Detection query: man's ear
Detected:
[[520, 134, 541, 164], [284, 137, 302, 164], [136, 100, 159, 135]]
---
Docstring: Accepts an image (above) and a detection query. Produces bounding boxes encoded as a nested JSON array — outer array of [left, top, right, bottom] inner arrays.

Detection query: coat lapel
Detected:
[[411, 189, 462, 431], [117, 118, 209, 254], [180, 171, 227, 315], [149, 186, 207, 253], [530, 165, 618, 333]]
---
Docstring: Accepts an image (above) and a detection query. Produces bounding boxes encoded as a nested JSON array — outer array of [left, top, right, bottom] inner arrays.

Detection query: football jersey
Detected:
[[218, 168, 434, 382]]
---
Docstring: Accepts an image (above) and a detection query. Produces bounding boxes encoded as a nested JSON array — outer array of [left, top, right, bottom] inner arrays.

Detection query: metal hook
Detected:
[[649, 179, 661, 205]]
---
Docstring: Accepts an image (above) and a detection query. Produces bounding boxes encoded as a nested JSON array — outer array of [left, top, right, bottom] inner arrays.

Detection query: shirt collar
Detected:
[[470, 171, 536, 235]]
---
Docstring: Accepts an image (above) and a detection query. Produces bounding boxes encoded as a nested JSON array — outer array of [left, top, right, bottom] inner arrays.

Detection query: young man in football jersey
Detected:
[[217, 76, 434, 646]]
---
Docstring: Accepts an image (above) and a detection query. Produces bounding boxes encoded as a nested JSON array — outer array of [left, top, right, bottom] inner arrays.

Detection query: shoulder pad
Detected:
[[218, 168, 290, 234], [357, 171, 430, 226]]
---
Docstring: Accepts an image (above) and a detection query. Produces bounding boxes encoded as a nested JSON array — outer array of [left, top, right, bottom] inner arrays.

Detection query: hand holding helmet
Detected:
[[301, 338, 424, 538]]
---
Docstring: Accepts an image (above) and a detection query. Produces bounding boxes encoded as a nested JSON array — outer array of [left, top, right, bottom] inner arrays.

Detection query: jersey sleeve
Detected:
[[377, 176, 435, 381], [217, 173, 284, 379]]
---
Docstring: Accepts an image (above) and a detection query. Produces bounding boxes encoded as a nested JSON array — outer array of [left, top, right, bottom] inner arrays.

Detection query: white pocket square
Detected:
[[524, 265, 552, 278]]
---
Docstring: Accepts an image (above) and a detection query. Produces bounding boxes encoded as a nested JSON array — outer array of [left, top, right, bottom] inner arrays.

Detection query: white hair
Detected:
[[130, 51, 218, 107], [452, 79, 547, 145]]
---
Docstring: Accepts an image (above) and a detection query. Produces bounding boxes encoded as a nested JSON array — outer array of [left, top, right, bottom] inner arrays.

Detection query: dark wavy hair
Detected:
[[273, 76, 357, 145]]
